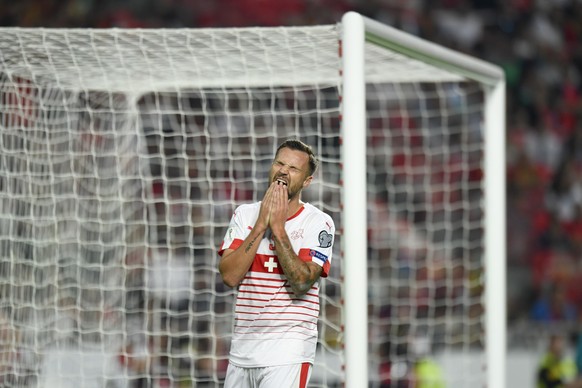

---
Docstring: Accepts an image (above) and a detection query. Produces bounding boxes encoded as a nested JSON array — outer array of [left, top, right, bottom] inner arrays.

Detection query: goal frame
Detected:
[[341, 11, 506, 388], [0, 12, 506, 387]]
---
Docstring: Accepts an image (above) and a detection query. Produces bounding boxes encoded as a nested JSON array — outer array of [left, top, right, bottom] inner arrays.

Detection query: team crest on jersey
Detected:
[[318, 230, 333, 248], [290, 229, 304, 240]]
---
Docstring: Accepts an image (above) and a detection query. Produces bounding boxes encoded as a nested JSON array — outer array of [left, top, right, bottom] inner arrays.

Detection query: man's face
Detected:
[[269, 147, 312, 200]]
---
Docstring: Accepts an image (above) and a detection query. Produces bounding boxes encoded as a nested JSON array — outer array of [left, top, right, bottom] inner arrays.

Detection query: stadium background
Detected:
[[2, 0, 582, 386]]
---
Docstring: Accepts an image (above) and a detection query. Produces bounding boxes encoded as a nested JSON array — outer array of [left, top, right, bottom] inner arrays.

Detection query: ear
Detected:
[[303, 175, 313, 189]]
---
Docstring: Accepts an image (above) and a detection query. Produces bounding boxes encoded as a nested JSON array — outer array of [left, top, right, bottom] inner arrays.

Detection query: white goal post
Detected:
[[0, 11, 505, 388], [341, 12, 506, 388]]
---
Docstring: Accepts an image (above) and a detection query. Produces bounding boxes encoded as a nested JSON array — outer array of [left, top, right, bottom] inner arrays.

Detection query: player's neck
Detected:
[[287, 198, 304, 218]]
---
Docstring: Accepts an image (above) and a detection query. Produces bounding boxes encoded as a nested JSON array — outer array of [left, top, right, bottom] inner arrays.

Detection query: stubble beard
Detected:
[[270, 172, 302, 201]]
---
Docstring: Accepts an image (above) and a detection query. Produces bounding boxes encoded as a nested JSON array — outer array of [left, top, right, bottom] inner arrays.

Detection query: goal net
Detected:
[[0, 14, 504, 388]]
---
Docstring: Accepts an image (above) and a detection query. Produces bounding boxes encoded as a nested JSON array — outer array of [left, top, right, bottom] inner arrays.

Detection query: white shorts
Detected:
[[223, 362, 312, 388]]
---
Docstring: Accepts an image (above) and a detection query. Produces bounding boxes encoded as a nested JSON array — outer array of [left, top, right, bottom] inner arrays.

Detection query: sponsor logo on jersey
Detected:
[[318, 230, 333, 248]]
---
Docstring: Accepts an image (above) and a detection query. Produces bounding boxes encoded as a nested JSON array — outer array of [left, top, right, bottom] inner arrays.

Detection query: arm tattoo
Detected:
[[245, 234, 260, 254], [273, 234, 308, 287]]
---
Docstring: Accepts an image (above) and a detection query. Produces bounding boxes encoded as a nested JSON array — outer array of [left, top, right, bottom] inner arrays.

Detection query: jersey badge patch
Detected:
[[318, 230, 333, 248], [310, 249, 329, 262]]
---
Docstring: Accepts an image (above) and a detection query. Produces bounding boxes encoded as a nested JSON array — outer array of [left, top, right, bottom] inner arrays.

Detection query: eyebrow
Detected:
[[274, 159, 303, 171]]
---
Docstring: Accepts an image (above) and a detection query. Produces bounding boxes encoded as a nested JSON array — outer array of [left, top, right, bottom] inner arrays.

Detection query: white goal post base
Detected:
[[0, 12, 504, 388]]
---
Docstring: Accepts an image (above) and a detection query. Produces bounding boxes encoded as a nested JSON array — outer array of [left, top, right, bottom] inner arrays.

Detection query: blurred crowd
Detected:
[[3, 0, 582, 325]]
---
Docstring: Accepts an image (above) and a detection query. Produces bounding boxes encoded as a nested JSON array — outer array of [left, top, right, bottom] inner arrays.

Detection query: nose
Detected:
[[278, 164, 290, 174]]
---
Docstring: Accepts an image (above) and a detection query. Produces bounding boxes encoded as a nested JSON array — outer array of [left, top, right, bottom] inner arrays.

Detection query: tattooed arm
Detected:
[[269, 181, 322, 297], [218, 183, 276, 288], [272, 230, 323, 297], [219, 227, 267, 288]]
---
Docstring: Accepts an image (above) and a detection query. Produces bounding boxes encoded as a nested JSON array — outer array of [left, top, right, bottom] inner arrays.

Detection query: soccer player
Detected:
[[218, 139, 335, 388]]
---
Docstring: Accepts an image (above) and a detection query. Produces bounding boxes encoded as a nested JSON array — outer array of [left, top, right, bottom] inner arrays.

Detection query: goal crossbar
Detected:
[[362, 18, 503, 86], [0, 21, 502, 93]]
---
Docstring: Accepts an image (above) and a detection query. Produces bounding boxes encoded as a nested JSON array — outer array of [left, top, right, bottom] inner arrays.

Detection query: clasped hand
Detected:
[[257, 180, 289, 232]]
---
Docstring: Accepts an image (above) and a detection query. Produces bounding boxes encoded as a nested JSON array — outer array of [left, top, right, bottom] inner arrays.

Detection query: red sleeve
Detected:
[[218, 238, 244, 256], [298, 248, 330, 278]]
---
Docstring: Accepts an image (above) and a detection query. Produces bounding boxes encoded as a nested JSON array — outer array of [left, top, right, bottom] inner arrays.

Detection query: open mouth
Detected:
[[275, 178, 288, 186]]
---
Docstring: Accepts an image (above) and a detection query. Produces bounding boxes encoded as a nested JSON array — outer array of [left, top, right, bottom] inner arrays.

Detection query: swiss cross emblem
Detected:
[[264, 257, 278, 272], [290, 229, 304, 240]]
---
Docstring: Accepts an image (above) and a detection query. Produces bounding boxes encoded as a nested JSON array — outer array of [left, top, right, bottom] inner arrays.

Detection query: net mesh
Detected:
[[0, 24, 487, 387], [366, 81, 487, 386]]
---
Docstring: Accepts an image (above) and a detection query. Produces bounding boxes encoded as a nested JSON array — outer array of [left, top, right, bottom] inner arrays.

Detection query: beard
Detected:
[[271, 173, 301, 201], [286, 184, 301, 200]]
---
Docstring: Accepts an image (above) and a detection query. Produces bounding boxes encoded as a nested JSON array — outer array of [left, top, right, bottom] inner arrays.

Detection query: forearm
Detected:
[[219, 227, 266, 287], [272, 227, 319, 296]]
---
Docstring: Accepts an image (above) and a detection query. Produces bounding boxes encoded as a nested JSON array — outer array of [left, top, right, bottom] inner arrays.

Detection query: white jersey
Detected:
[[219, 202, 335, 367]]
